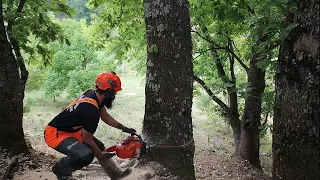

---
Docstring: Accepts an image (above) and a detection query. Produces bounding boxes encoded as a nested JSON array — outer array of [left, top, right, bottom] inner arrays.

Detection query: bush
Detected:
[[26, 66, 45, 91], [23, 104, 31, 114], [66, 69, 100, 98]]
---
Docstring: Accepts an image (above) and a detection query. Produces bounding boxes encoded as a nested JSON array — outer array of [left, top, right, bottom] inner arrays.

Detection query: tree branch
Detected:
[[226, 48, 249, 74], [7, 0, 26, 33], [210, 48, 232, 84], [191, 29, 249, 74], [0, 1, 5, 33], [193, 75, 231, 114], [6, 0, 28, 87], [193, 47, 228, 61], [232, 39, 242, 58], [247, 5, 255, 14], [191, 30, 220, 47], [200, 26, 232, 85], [11, 37, 28, 85], [117, 3, 124, 19], [228, 36, 236, 83]]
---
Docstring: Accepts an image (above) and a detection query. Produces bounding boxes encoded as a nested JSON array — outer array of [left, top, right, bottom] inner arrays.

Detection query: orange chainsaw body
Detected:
[[104, 135, 145, 159]]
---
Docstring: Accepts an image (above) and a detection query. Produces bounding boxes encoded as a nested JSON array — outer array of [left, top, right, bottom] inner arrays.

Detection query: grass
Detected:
[[23, 73, 272, 172]]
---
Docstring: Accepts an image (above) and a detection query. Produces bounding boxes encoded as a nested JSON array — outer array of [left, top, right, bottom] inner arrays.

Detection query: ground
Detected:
[[1, 74, 272, 180], [3, 146, 270, 180]]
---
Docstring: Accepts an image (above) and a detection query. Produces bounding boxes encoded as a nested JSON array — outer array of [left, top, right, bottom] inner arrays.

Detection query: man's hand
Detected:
[[122, 127, 136, 134]]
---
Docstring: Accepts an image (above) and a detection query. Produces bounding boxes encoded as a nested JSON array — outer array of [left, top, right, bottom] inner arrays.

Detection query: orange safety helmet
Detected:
[[95, 72, 122, 92]]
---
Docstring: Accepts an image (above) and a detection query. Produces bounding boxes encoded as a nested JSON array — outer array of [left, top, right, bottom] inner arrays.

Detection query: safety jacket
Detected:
[[44, 89, 99, 148]]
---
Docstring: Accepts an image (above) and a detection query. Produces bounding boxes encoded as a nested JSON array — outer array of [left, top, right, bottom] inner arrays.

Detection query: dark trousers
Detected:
[[54, 136, 105, 176]]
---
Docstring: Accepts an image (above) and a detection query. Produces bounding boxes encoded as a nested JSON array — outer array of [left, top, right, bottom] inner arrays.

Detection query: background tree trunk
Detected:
[[239, 55, 265, 169], [273, 0, 319, 179], [200, 25, 242, 156], [0, 3, 28, 154], [143, 0, 195, 179]]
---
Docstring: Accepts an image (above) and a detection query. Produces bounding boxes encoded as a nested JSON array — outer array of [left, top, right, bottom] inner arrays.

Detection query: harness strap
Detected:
[[63, 98, 99, 112], [61, 89, 99, 112]]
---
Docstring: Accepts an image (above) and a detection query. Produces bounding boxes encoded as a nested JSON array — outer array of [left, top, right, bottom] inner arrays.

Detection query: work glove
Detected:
[[122, 127, 136, 134]]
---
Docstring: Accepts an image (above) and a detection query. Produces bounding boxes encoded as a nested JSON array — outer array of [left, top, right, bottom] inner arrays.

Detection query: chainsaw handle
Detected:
[[131, 133, 142, 141]]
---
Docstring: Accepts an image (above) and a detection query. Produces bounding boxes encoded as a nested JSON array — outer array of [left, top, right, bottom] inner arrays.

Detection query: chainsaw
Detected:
[[104, 133, 147, 159]]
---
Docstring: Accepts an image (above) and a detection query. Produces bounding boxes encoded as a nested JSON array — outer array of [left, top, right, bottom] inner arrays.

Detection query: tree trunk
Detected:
[[273, 0, 319, 179], [229, 100, 241, 156], [0, 3, 28, 154], [239, 55, 265, 169], [228, 36, 241, 156], [202, 24, 242, 157], [143, 0, 195, 179]]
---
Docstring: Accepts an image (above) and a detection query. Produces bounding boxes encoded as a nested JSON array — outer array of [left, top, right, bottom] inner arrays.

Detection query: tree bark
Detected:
[[239, 55, 265, 169], [273, 0, 320, 179], [0, 0, 28, 154], [143, 0, 195, 179], [228, 38, 241, 155]]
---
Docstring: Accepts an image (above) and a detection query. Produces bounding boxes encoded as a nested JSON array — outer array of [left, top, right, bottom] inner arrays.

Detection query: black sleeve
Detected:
[[78, 103, 100, 134]]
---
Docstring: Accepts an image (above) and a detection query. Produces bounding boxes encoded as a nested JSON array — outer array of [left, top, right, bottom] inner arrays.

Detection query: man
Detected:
[[44, 72, 136, 180]]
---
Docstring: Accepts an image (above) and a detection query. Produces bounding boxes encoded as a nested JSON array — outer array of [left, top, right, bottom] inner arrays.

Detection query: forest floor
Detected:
[[1, 74, 272, 180], [2, 118, 271, 180], [1, 142, 270, 180]]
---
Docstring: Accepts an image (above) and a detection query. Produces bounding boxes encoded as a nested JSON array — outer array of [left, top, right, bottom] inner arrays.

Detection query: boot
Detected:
[[52, 163, 77, 180], [98, 158, 131, 180]]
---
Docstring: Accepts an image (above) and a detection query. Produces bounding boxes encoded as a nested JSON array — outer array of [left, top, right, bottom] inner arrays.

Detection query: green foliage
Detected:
[[67, 0, 94, 22], [189, 0, 295, 124], [86, 0, 145, 69], [42, 18, 121, 99], [3, 0, 73, 65], [67, 69, 99, 97], [43, 19, 96, 99], [196, 93, 228, 120], [25, 65, 45, 91], [43, 70, 67, 100], [94, 51, 119, 72], [23, 104, 31, 114], [279, 22, 299, 40], [127, 48, 146, 76]]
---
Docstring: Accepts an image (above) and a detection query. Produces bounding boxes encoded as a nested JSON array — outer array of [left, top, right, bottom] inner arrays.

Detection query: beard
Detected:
[[103, 96, 115, 109]]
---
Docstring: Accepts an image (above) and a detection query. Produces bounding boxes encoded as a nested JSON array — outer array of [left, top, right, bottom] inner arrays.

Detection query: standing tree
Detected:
[[190, 0, 289, 168], [273, 0, 319, 179], [142, 0, 195, 179], [0, 0, 28, 154], [0, 0, 71, 154]]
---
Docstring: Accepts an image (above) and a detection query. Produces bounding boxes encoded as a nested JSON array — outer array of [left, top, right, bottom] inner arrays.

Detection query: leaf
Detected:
[[279, 23, 299, 40], [223, 82, 235, 88], [256, 60, 270, 70], [153, 44, 159, 53], [150, 44, 159, 53]]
